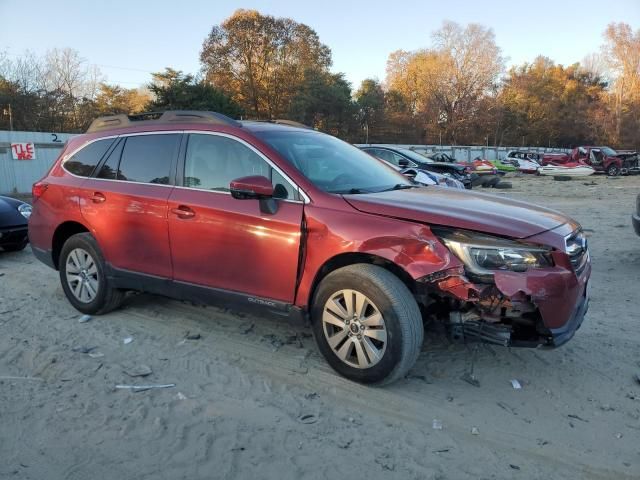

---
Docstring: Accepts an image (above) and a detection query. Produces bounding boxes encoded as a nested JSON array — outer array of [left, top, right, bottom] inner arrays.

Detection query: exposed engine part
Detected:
[[448, 311, 512, 346]]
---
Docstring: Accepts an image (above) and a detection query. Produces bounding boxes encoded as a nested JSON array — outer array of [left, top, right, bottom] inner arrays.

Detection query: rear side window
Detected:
[[117, 134, 180, 184], [96, 139, 124, 180], [64, 138, 115, 177]]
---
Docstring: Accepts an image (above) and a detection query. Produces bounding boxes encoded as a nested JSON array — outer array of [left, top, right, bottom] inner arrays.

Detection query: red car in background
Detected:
[[29, 111, 591, 385], [542, 146, 628, 176]]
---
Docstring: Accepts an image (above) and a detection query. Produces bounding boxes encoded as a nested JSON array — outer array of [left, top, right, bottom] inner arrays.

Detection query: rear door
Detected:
[[80, 133, 181, 278], [167, 132, 303, 303]]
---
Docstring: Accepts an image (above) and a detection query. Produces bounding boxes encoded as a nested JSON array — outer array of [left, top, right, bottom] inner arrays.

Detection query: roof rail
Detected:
[[86, 110, 241, 133], [248, 119, 314, 130]]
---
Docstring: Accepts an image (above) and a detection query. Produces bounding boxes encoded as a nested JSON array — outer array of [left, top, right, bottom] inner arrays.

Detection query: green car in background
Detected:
[[489, 159, 518, 173]]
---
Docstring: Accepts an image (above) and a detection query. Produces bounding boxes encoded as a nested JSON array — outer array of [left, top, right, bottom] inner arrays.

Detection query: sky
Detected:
[[1, 0, 639, 89]]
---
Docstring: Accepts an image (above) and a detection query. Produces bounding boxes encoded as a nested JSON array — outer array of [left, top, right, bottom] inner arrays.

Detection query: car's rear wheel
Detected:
[[311, 264, 423, 385], [59, 233, 124, 314]]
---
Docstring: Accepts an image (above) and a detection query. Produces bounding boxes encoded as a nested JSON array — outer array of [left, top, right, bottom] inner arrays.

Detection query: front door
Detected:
[[167, 132, 304, 303], [80, 133, 181, 278]]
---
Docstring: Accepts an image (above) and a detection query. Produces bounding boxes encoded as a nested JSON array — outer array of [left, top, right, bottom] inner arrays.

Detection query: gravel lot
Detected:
[[1, 174, 639, 480]]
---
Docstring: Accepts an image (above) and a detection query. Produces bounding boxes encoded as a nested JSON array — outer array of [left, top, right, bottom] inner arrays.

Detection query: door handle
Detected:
[[90, 192, 106, 203], [170, 205, 196, 219]]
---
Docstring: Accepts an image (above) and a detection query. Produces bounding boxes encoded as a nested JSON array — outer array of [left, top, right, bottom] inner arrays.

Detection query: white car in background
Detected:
[[504, 150, 541, 173]]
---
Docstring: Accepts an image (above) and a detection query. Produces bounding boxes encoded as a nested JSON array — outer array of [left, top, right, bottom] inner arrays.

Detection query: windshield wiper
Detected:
[[329, 187, 369, 194], [379, 184, 418, 192]]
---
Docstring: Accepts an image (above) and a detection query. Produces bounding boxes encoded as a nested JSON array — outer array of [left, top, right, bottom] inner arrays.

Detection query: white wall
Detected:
[[0, 131, 75, 194]]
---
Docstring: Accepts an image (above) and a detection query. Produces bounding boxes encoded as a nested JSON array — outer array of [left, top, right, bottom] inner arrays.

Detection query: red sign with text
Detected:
[[11, 143, 36, 160]]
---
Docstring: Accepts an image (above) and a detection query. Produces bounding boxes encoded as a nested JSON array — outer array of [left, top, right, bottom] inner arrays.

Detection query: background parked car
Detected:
[[0, 195, 31, 252], [359, 146, 473, 189]]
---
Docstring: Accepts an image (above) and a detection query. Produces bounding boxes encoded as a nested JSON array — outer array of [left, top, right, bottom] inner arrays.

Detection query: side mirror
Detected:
[[398, 158, 409, 168], [230, 175, 274, 199], [229, 175, 278, 215]]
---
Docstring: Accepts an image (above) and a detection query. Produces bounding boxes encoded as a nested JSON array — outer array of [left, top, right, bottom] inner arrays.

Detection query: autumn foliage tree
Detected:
[[200, 9, 332, 119]]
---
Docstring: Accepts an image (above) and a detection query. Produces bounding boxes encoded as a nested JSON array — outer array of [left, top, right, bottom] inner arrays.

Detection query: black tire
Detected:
[[606, 164, 620, 176], [553, 175, 572, 181], [59, 233, 124, 314], [493, 181, 512, 189], [310, 264, 424, 385]]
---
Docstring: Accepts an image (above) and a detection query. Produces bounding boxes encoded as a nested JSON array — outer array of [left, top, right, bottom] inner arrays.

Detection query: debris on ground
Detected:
[[509, 464, 521, 470], [88, 352, 104, 358], [115, 383, 175, 392], [78, 314, 92, 323], [241, 323, 255, 335], [471, 427, 479, 435], [123, 364, 153, 377], [123, 337, 133, 345], [635, 373, 640, 385], [184, 332, 201, 340], [461, 372, 480, 387], [176, 392, 187, 400], [298, 414, 318, 424], [72, 346, 96, 354], [432, 419, 443, 430], [567, 414, 589, 423], [0, 376, 43, 382], [510, 379, 522, 389]]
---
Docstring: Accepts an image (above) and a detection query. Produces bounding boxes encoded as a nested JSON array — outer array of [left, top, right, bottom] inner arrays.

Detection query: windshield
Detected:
[[254, 130, 413, 194], [397, 148, 433, 163], [600, 147, 617, 156]]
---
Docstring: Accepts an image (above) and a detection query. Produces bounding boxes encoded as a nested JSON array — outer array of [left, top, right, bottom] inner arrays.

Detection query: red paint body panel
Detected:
[[294, 202, 462, 306], [80, 179, 174, 278], [343, 188, 570, 239], [167, 188, 302, 302]]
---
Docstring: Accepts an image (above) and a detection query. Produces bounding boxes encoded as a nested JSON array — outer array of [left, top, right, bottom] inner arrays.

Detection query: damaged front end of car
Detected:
[[415, 228, 591, 348]]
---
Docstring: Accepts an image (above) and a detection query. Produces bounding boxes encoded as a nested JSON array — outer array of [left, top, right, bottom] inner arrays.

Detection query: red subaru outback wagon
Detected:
[[29, 111, 591, 385]]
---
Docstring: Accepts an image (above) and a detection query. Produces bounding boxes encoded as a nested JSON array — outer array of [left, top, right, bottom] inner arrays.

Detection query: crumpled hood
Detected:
[[343, 187, 571, 239]]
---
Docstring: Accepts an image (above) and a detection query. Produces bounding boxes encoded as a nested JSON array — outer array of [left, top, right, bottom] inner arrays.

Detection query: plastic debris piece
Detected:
[[298, 414, 318, 424], [115, 384, 175, 391], [461, 372, 480, 387], [432, 419, 443, 430], [124, 364, 153, 377], [616, 433, 623, 439], [123, 337, 133, 345], [184, 332, 201, 340], [510, 379, 522, 389], [78, 314, 92, 323], [176, 392, 187, 400], [88, 352, 104, 358], [72, 346, 96, 354], [471, 427, 479, 435]]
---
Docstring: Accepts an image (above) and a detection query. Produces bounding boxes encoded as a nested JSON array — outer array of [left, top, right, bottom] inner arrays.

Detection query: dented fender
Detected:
[[294, 204, 463, 307]]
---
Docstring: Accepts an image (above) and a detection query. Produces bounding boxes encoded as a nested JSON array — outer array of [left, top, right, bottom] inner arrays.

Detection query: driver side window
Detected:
[[183, 134, 299, 200]]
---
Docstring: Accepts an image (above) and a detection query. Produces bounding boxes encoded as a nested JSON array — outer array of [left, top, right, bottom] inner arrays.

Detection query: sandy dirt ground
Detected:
[[1, 174, 639, 480]]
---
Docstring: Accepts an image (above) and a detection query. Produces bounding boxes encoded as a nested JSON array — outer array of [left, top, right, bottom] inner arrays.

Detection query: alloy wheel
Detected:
[[65, 248, 99, 303], [322, 289, 387, 369]]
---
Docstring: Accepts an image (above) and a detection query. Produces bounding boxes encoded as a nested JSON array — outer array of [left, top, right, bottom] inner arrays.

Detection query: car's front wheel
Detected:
[[311, 264, 424, 385], [607, 164, 620, 176], [59, 233, 124, 314]]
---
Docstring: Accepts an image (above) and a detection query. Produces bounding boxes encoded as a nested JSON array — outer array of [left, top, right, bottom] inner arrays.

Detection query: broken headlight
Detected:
[[434, 229, 553, 280]]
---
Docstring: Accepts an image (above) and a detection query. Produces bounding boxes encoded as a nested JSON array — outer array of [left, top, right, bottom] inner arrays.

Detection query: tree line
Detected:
[[0, 10, 638, 149]]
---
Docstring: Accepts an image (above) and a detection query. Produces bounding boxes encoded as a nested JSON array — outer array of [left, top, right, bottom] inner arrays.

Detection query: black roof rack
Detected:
[[247, 119, 314, 130], [86, 110, 241, 133]]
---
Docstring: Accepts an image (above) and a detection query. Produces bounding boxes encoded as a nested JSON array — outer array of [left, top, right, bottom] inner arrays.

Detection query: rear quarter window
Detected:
[[64, 138, 115, 177], [117, 134, 180, 184]]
